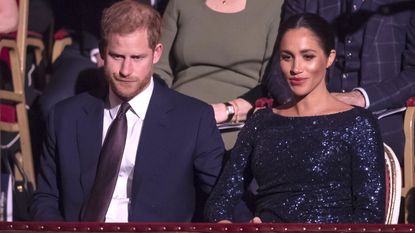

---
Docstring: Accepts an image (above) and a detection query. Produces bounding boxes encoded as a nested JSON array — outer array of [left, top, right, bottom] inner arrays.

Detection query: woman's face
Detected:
[[279, 27, 335, 98]]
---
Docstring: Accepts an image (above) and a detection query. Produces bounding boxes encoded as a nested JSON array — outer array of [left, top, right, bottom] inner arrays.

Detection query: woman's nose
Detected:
[[290, 60, 303, 74]]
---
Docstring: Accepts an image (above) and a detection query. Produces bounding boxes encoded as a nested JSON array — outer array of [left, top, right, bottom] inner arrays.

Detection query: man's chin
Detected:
[[113, 91, 134, 101], [109, 77, 151, 100], [112, 86, 142, 101]]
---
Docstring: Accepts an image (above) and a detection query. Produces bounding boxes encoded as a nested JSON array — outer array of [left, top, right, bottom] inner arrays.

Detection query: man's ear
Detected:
[[98, 40, 105, 58], [153, 43, 163, 64], [326, 49, 336, 68]]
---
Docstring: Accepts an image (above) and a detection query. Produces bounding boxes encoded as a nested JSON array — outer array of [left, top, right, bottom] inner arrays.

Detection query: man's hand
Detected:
[[331, 90, 365, 107]]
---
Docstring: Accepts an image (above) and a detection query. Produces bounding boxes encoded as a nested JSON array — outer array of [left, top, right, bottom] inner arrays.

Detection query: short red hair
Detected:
[[100, 0, 161, 52]]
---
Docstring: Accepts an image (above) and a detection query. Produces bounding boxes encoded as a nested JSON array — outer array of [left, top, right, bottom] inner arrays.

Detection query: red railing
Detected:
[[0, 222, 414, 233]]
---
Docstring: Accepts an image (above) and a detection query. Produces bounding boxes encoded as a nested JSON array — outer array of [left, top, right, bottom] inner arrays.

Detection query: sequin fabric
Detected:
[[205, 107, 385, 223]]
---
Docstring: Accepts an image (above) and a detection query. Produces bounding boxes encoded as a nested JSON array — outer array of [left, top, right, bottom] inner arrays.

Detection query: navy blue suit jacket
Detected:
[[31, 80, 225, 222]]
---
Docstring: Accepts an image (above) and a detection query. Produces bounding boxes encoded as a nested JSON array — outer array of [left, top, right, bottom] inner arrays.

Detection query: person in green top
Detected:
[[153, 0, 283, 149]]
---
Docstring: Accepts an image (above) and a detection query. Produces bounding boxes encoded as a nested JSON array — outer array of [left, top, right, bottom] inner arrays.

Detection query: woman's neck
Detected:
[[276, 88, 350, 117], [205, 0, 247, 13]]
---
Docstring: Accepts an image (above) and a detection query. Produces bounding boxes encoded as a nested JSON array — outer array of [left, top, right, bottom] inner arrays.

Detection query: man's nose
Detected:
[[120, 59, 132, 77]]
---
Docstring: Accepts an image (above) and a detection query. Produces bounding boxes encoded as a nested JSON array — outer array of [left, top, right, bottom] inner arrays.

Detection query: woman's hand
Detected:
[[249, 217, 262, 223], [211, 98, 253, 123], [211, 103, 228, 123]]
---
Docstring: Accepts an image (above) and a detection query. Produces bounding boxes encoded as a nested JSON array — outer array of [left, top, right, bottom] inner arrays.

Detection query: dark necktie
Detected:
[[82, 102, 131, 222]]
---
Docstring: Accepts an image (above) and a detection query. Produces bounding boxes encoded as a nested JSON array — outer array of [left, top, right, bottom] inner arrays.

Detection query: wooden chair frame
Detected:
[[383, 143, 402, 224], [51, 35, 72, 63], [0, 0, 35, 187], [403, 106, 415, 223]]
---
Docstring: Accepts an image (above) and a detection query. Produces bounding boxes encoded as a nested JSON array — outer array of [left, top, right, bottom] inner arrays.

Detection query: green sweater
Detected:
[[154, 0, 282, 104]]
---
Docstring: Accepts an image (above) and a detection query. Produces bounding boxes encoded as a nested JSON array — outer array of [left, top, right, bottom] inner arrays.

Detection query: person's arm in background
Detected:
[[152, 0, 178, 87], [0, 0, 18, 33], [333, 8, 415, 111]]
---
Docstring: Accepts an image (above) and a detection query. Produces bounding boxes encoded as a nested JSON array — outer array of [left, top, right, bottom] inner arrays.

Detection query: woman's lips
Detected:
[[289, 77, 307, 86]]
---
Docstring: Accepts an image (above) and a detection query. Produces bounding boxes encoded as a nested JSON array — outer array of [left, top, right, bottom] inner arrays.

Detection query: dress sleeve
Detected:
[[350, 111, 386, 223], [204, 110, 264, 222], [153, 0, 178, 87]]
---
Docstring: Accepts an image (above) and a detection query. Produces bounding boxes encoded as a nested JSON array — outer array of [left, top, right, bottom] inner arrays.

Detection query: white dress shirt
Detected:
[[102, 78, 154, 222]]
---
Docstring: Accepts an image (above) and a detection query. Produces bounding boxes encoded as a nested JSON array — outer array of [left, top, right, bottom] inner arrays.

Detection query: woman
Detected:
[[205, 13, 386, 223], [153, 0, 283, 149]]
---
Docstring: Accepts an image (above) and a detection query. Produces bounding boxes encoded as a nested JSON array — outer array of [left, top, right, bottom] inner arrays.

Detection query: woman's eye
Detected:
[[303, 54, 315, 60], [280, 54, 292, 61]]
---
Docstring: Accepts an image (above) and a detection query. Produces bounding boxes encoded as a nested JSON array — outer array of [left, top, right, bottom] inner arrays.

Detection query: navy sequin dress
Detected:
[[205, 107, 385, 223]]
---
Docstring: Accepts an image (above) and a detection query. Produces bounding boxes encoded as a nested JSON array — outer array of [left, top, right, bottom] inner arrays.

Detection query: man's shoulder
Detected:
[[54, 89, 105, 113]]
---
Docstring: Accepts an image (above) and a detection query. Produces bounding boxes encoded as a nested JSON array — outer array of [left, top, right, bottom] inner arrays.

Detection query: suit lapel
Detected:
[[78, 93, 105, 198]]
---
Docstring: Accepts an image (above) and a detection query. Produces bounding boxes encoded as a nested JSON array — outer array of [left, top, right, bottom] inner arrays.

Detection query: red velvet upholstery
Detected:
[[53, 29, 70, 40], [255, 97, 273, 108], [406, 97, 415, 107]]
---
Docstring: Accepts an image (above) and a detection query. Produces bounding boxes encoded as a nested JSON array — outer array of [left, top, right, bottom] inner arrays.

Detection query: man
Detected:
[[220, 0, 415, 163], [30, 0, 224, 222], [38, 0, 169, 120]]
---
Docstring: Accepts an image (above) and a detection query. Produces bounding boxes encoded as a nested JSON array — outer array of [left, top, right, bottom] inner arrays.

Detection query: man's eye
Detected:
[[111, 54, 123, 60]]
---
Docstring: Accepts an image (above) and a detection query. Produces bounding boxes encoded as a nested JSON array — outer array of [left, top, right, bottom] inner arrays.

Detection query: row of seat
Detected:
[[0, 0, 73, 185], [0, 0, 35, 187]]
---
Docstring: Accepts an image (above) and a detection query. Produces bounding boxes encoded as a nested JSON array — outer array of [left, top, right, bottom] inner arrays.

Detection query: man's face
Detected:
[[102, 29, 162, 101]]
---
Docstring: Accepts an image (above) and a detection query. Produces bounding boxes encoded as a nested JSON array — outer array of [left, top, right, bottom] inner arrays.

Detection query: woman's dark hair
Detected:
[[276, 13, 335, 56]]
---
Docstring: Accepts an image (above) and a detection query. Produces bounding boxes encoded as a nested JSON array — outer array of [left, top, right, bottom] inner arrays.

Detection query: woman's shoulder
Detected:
[[172, 0, 199, 8], [339, 107, 380, 130], [251, 0, 283, 10], [244, 107, 274, 126], [251, 107, 275, 118], [165, 0, 198, 11], [246, 0, 283, 19], [350, 106, 378, 121]]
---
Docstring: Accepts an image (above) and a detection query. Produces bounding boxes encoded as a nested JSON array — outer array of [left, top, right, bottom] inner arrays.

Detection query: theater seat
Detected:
[[0, 0, 35, 186], [384, 143, 402, 224]]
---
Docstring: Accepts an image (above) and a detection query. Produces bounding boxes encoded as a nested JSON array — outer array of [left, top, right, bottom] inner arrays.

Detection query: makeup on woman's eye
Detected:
[[280, 53, 292, 61], [303, 54, 315, 60]]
